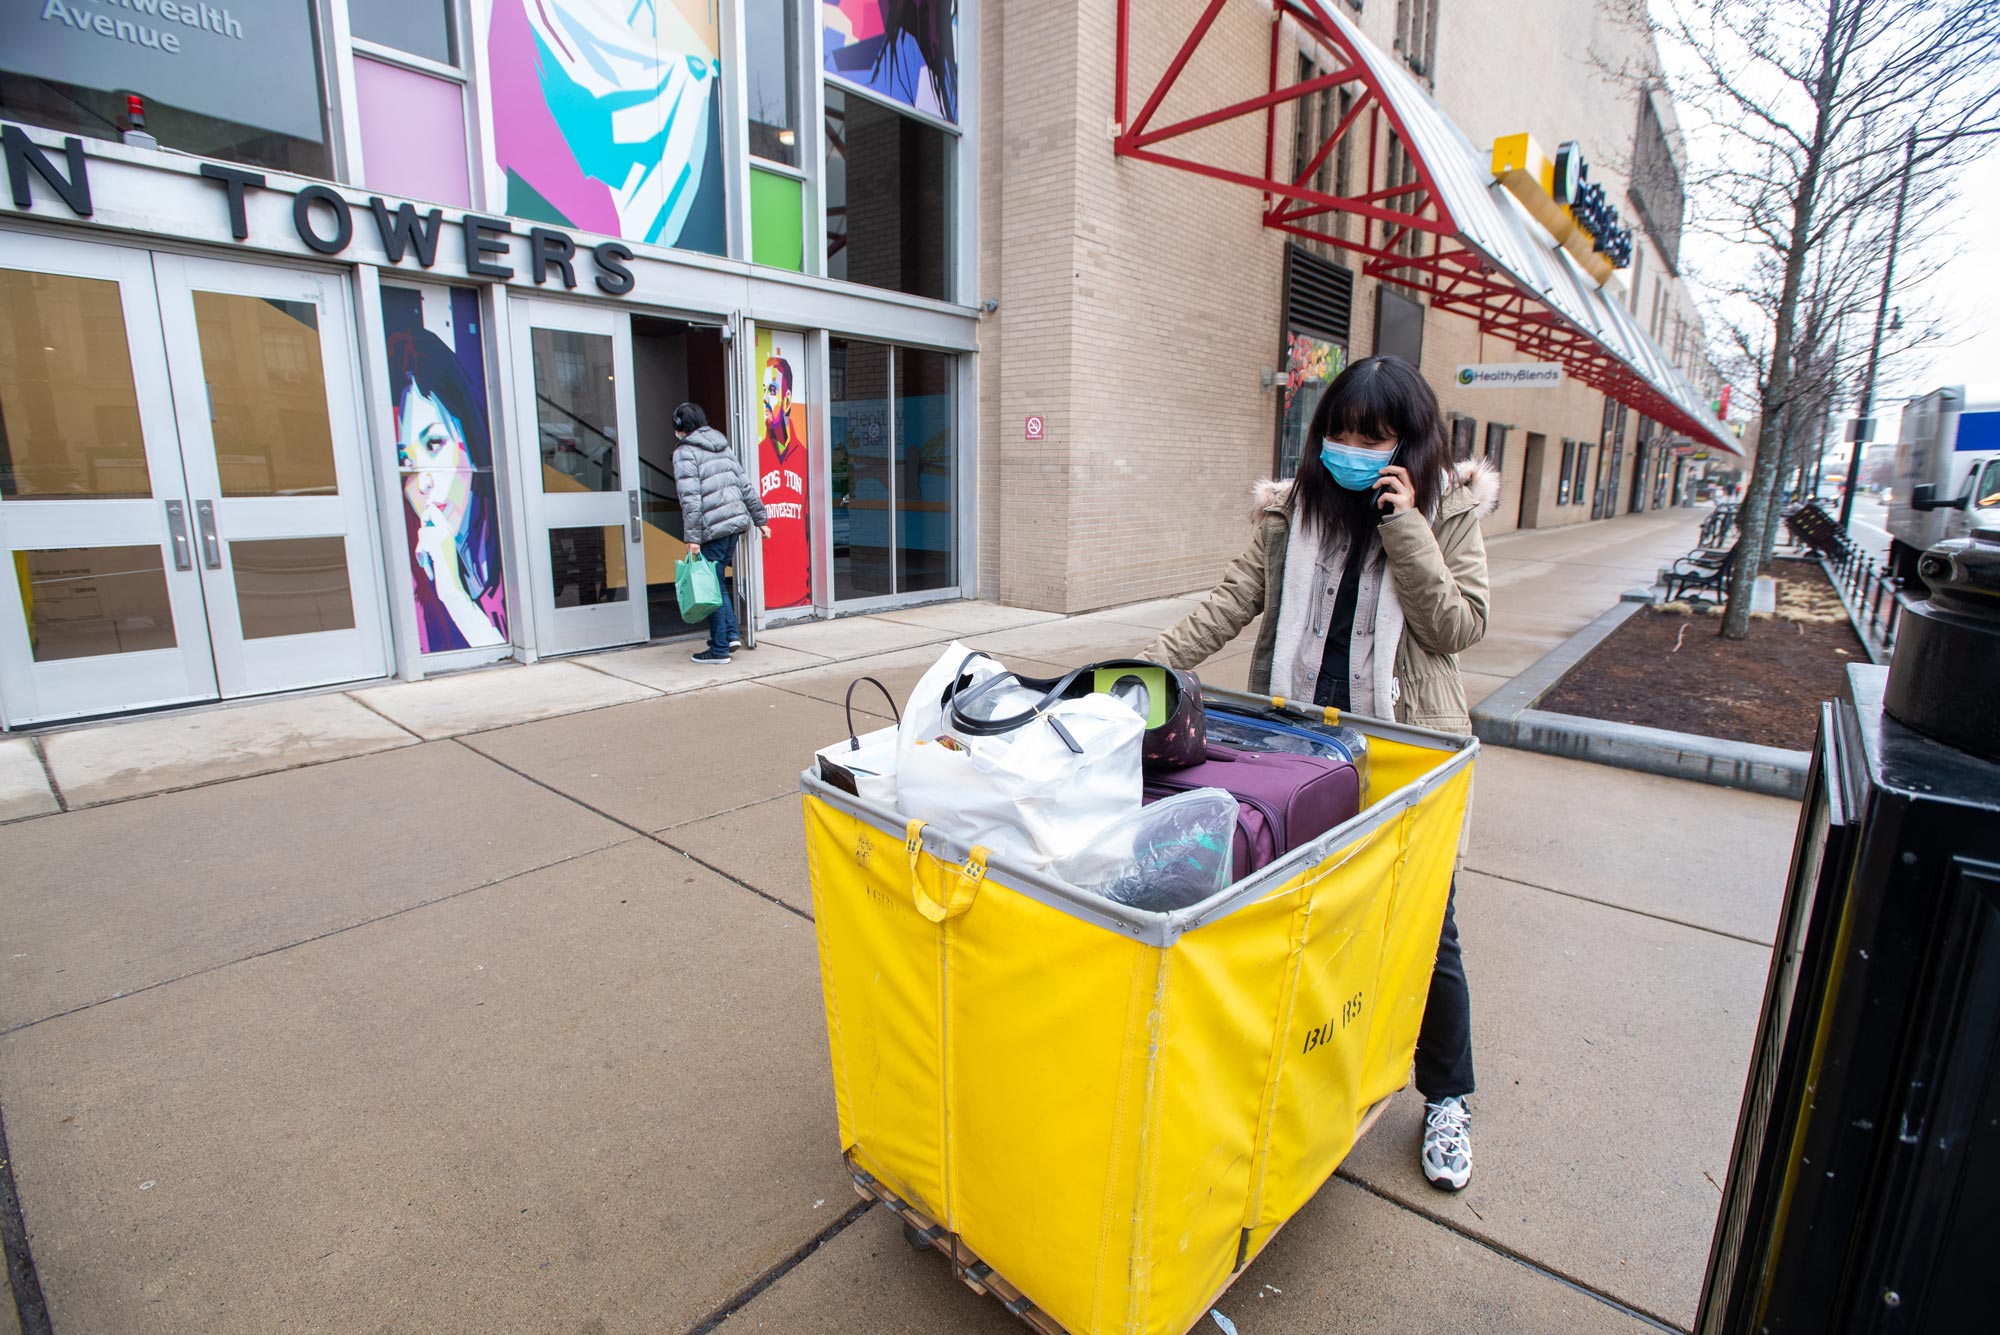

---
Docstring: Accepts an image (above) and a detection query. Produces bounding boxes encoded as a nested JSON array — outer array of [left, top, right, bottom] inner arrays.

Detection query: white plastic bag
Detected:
[[1053, 787, 1239, 912], [894, 645, 1143, 870]]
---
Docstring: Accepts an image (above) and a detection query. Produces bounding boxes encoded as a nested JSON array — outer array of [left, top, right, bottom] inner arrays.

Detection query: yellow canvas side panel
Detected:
[[1364, 734, 1460, 805], [1137, 886, 1301, 1335], [802, 795, 947, 1215], [944, 880, 1159, 1335], [1359, 765, 1473, 1109], [1248, 822, 1403, 1230]]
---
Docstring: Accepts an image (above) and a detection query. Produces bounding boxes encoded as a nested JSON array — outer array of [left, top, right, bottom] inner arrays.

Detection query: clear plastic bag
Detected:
[[1052, 788, 1239, 913]]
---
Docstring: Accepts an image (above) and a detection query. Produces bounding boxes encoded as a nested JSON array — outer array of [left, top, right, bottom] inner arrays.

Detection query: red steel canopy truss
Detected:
[[1112, 0, 1734, 453]]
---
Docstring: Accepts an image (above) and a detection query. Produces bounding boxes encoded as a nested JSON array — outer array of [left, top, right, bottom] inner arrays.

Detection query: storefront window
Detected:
[[746, 0, 800, 166], [0, 0, 333, 177], [824, 87, 951, 301], [351, 0, 456, 64], [831, 338, 956, 600], [896, 346, 954, 592], [830, 338, 891, 599]]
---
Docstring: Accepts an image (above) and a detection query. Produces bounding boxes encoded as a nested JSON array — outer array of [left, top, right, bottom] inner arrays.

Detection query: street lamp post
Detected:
[[1841, 124, 2000, 531], [1838, 130, 1915, 531]]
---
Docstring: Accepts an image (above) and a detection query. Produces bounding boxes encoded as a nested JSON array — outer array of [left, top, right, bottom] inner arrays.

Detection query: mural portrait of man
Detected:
[[757, 331, 812, 610]]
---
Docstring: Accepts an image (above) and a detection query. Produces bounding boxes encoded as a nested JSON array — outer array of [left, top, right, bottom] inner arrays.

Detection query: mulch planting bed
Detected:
[[1535, 558, 1867, 752]]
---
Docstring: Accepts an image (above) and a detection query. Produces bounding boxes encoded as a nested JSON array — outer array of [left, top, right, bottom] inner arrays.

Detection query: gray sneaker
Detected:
[[1421, 1096, 1472, 1191]]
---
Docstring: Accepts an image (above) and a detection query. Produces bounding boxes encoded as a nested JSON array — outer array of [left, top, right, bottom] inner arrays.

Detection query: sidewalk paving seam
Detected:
[[0, 1094, 53, 1335], [0, 837, 646, 1040], [27, 737, 63, 816], [1461, 865, 1775, 948], [341, 691, 433, 741], [1331, 1169, 1688, 1334], [454, 740, 815, 925], [756, 677, 897, 725], [653, 790, 794, 834], [682, 1199, 873, 1335], [7, 735, 422, 821]]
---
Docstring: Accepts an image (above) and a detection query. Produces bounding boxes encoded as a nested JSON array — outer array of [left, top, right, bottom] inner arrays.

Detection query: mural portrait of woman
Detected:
[[383, 287, 510, 653]]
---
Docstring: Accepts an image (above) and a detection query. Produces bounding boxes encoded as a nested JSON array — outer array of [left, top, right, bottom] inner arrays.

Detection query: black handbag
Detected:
[[945, 655, 1206, 768], [815, 676, 901, 798]]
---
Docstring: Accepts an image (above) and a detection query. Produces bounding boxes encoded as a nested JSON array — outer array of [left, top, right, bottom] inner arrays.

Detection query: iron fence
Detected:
[[1823, 542, 1905, 658]]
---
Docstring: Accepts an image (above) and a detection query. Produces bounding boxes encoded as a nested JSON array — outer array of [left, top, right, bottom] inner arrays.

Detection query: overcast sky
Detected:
[[1654, 1, 2000, 445]]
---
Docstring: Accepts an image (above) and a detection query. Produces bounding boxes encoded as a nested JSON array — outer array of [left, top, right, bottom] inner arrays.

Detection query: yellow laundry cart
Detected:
[[802, 688, 1477, 1335]]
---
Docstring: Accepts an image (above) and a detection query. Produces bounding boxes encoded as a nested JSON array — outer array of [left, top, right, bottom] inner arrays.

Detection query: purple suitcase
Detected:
[[1143, 742, 1362, 878]]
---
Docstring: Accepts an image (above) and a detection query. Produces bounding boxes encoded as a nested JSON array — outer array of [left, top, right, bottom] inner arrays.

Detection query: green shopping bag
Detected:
[[675, 554, 723, 623]]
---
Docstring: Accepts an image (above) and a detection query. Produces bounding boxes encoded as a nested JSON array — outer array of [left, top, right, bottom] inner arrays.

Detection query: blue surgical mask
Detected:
[[1320, 439, 1398, 490]]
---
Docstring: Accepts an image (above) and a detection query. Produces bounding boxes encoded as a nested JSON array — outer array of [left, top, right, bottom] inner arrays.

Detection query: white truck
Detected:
[[1885, 385, 2000, 587]]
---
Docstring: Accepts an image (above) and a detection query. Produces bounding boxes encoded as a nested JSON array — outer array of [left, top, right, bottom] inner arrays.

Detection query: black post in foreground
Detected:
[[1697, 528, 2000, 1333]]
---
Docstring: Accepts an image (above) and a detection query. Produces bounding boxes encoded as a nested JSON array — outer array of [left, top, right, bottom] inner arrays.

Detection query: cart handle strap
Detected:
[[905, 819, 988, 923]]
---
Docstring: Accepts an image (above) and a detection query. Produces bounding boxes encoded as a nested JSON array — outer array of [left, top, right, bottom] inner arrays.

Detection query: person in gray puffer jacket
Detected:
[[673, 402, 769, 663]]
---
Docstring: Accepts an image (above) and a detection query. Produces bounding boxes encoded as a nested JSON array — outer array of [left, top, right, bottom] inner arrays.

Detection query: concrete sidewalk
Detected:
[[0, 505, 1796, 1335]]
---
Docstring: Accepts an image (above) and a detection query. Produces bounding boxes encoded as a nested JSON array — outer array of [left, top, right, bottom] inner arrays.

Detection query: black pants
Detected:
[[1414, 878, 1475, 1100]]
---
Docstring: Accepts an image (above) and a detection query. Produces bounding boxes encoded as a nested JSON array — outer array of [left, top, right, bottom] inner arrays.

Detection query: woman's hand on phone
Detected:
[[1373, 464, 1417, 515]]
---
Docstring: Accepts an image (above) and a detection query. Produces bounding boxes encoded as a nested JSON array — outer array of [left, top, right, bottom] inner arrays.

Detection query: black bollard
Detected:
[[1882, 529, 2000, 761], [1697, 529, 2000, 1334]]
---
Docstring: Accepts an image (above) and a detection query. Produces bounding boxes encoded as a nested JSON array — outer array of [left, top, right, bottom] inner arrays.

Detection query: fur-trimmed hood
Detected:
[[1250, 458, 1502, 522]]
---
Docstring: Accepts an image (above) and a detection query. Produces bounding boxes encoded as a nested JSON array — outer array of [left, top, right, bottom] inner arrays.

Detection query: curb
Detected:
[[1471, 593, 1810, 799]]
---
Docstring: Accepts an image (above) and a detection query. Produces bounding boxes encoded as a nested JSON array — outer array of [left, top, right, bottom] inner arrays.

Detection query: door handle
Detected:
[[628, 489, 642, 543], [194, 499, 222, 570], [164, 499, 193, 571]]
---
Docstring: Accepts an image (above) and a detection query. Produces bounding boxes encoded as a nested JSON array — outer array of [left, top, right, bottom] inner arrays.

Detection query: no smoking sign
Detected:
[[1025, 414, 1045, 440]]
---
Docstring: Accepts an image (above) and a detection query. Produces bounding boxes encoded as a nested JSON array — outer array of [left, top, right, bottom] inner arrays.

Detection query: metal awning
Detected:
[[1112, 0, 1738, 455]]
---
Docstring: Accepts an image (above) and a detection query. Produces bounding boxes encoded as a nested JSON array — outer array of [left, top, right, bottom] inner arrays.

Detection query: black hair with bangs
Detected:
[[1287, 355, 1449, 548]]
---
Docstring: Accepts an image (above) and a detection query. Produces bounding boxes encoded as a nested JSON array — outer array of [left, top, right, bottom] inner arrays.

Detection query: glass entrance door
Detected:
[[151, 254, 387, 697], [511, 300, 646, 656], [0, 235, 219, 725], [0, 236, 387, 728]]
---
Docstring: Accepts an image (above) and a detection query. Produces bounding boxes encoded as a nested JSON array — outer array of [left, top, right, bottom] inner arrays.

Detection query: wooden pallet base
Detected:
[[844, 1090, 1398, 1335]]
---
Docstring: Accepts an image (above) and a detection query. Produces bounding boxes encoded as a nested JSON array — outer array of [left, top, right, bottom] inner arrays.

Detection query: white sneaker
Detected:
[[1421, 1096, 1472, 1191]]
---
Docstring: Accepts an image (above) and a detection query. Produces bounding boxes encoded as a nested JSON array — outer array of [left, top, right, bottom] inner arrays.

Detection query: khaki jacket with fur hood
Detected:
[[1143, 459, 1501, 735]]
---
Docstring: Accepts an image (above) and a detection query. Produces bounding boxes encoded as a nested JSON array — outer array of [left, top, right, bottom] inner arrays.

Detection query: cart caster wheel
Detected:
[[902, 1221, 933, 1253]]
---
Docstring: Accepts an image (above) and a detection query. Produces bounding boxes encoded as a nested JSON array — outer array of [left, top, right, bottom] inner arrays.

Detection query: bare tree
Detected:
[[1650, 0, 2000, 638]]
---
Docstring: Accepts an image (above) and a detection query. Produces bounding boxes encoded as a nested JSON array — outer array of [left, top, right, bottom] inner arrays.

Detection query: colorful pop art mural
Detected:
[[756, 328, 813, 609], [484, 0, 727, 253], [822, 0, 958, 123], [382, 284, 510, 652]]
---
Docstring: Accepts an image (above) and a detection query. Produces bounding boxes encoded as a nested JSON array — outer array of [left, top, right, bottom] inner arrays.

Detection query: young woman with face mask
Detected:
[[1143, 354, 1500, 1192]]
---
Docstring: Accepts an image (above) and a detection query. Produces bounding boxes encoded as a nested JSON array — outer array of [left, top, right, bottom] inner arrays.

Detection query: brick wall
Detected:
[[975, 0, 1711, 611]]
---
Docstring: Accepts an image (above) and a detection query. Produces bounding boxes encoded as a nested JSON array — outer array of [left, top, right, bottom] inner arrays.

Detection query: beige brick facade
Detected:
[[975, 0, 1719, 612]]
